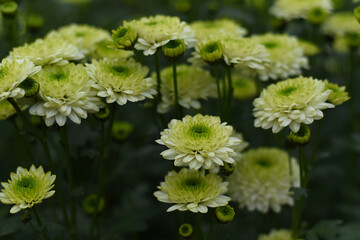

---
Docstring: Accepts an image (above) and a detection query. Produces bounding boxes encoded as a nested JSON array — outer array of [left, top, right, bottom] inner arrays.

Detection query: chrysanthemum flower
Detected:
[[86, 58, 156, 105], [29, 63, 103, 126], [322, 12, 360, 37], [252, 33, 308, 81], [156, 114, 241, 172], [10, 38, 84, 66], [324, 80, 350, 106], [228, 148, 300, 213], [91, 39, 134, 60], [298, 39, 320, 56], [46, 24, 110, 56], [253, 76, 334, 133], [155, 65, 217, 113], [0, 165, 55, 214], [259, 229, 302, 240], [231, 132, 249, 162], [0, 58, 41, 102], [154, 168, 231, 213], [232, 74, 258, 101], [270, 0, 333, 21], [190, 19, 247, 42], [0, 101, 27, 120], [133, 15, 196, 56]]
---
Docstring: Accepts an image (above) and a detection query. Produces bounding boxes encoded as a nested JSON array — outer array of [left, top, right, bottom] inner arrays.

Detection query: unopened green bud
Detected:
[[19, 77, 39, 97], [220, 162, 235, 176], [179, 223, 193, 239], [1, 1, 17, 18], [289, 124, 311, 146], [354, 6, 360, 24], [94, 105, 110, 121], [307, 7, 328, 25], [198, 40, 223, 65], [82, 194, 105, 215], [20, 210, 31, 224], [111, 121, 134, 141], [27, 14, 44, 30], [174, 0, 191, 13], [215, 205, 235, 223], [162, 39, 186, 62], [112, 22, 138, 50]]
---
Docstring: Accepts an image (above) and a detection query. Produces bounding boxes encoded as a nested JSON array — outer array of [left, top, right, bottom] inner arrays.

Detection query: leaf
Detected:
[[0, 216, 23, 236], [306, 220, 342, 240]]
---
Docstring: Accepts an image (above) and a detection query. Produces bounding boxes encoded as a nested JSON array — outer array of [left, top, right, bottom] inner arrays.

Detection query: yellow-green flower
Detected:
[[298, 39, 321, 56], [30, 63, 103, 126], [322, 12, 360, 37], [0, 58, 41, 102], [324, 80, 350, 105], [154, 168, 231, 213], [133, 15, 196, 56], [156, 114, 241, 172], [0, 165, 55, 214], [112, 21, 138, 50], [252, 33, 308, 81], [259, 229, 303, 240], [196, 40, 224, 64], [253, 76, 334, 133], [270, 0, 333, 21], [155, 65, 217, 113], [86, 58, 156, 105], [232, 75, 258, 100], [10, 38, 84, 66], [228, 148, 299, 213], [91, 39, 134, 60]]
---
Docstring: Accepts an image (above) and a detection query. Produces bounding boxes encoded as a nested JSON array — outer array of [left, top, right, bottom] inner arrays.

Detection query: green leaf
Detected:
[[306, 220, 342, 240]]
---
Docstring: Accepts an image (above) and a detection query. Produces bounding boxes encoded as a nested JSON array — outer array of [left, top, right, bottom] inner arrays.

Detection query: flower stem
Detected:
[[33, 206, 48, 240], [195, 214, 205, 240], [212, 65, 222, 116], [154, 50, 162, 103], [310, 119, 323, 166], [223, 66, 233, 122], [172, 62, 182, 119]]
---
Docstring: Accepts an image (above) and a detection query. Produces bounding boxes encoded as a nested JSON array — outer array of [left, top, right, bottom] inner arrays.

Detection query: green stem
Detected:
[[33, 207, 48, 240], [2, 14, 20, 51], [195, 214, 205, 240], [212, 65, 222, 116], [30, 221, 44, 240], [154, 51, 162, 103], [310, 119, 323, 166], [172, 63, 182, 118], [224, 66, 233, 122]]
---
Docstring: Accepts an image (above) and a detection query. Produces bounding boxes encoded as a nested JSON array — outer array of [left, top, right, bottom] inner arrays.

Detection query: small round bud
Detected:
[[94, 105, 110, 121], [289, 124, 311, 146], [178, 223, 193, 239], [19, 77, 39, 98], [1, 1, 17, 18], [82, 194, 105, 215], [112, 22, 138, 50], [174, 0, 191, 13], [354, 6, 360, 24], [307, 7, 328, 25], [215, 205, 235, 223], [162, 39, 186, 62], [27, 14, 44, 30], [197, 40, 223, 65], [220, 162, 235, 176], [111, 121, 134, 141], [20, 210, 31, 224]]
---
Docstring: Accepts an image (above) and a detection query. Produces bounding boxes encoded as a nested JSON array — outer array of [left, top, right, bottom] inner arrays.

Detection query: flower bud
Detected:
[[94, 105, 110, 121], [162, 39, 186, 62], [178, 223, 193, 239], [82, 194, 105, 215], [220, 162, 235, 176], [111, 121, 134, 141], [197, 40, 223, 65], [215, 205, 235, 223], [27, 14, 44, 30], [1, 1, 17, 18], [307, 7, 328, 25], [19, 77, 39, 98], [112, 22, 138, 50], [289, 124, 311, 146], [355, 6, 360, 24]]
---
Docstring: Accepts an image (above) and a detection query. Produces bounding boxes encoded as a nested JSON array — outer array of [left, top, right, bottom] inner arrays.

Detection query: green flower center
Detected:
[[203, 42, 220, 53], [188, 124, 210, 139], [109, 65, 130, 77], [203, 22, 220, 28], [263, 41, 278, 49], [182, 177, 203, 191], [255, 158, 272, 168], [115, 28, 128, 38], [75, 32, 86, 37], [50, 72, 67, 81], [16, 176, 36, 190], [0, 66, 8, 79], [144, 21, 158, 26], [165, 39, 182, 49], [278, 86, 298, 96]]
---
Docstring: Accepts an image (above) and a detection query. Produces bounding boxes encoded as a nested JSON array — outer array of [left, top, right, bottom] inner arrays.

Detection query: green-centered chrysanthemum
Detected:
[[232, 75, 258, 101], [133, 15, 196, 56], [0, 58, 41, 102], [0, 165, 55, 214], [86, 58, 156, 105], [154, 168, 231, 213], [190, 19, 247, 42], [29, 63, 103, 126], [91, 39, 134, 60], [0, 100, 27, 120], [253, 76, 334, 133], [228, 148, 300, 213], [298, 39, 320, 56], [10, 38, 84, 66], [270, 0, 333, 21], [259, 229, 303, 240], [46, 24, 110, 56], [155, 65, 217, 113], [156, 114, 241, 172], [324, 80, 350, 105], [252, 33, 308, 81], [322, 12, 360, 37]]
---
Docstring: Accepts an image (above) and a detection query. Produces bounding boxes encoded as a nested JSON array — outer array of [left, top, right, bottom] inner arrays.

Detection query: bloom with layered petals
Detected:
[[154, 168, 230, 213], [156, 114, 241, 172], [324, 80, 350, 106], [322, 12, 360, 37], [0, 165, 55, 214], [253, 76, 334, 133], [259, 229, 302, 240]]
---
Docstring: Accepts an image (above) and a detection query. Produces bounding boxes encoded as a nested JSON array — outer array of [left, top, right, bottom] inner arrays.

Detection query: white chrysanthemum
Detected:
[[155, 65, 217, 113], [154, 168, 230, 213], [270, 0, 333, 21], [259, 229, 302, 240], [10, 38, 84, 66], [30, 63, 103, 126], [228, 148, 300, 213], [156, 114, 241, 172], [91, 39, 134, 60], [0, 58, 41, 102], [322, 12, 360, 37], [86, 58, 156, 105], [253, 76, 334, 133], [231, 132, 249, 161], [46, 24, 110, 55], [0, 165, 55, 214], [190, 19, 247, 41], [252, 33, 308, 81], [133, 15, 196, 56]]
